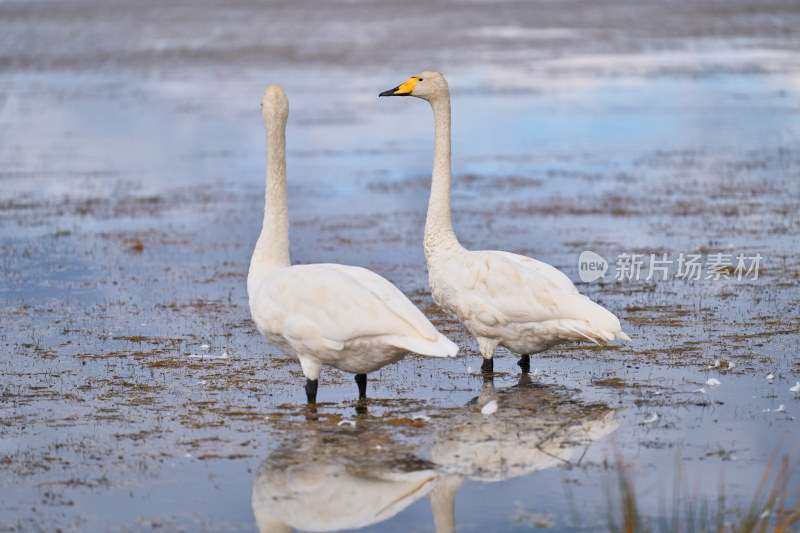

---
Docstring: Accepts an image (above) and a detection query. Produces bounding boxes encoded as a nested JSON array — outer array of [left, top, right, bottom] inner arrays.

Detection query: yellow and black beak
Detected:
[[379, 77, 419, 97]]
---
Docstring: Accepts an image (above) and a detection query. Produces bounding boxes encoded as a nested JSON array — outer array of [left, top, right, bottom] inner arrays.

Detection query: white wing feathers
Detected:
[[487, 251, 579, 295], [323, 264, 444, 341], [254, 264, 457, 357], [441, 251, 628, 344]]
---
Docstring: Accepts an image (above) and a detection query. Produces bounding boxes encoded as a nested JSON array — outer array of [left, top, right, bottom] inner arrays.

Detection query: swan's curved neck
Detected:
[[430, 476, 460, 533], [249, 114, 291, 290], [424, 96, 463, 263]]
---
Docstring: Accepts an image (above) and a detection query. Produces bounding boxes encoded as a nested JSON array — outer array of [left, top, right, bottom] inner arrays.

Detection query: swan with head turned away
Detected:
[[248, 84, 458, 403], [380, 72, 630, 374]]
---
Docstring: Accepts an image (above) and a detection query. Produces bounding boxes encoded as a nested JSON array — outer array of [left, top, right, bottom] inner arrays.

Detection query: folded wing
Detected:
[[439, 251, 628, 343], [253, 264, 458, 357]]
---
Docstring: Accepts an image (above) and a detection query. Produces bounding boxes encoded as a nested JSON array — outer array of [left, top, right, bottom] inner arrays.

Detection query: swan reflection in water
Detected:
[[251, 422, 436, 533], [252, 376, 619, 532], [429, 375, 620, 532]]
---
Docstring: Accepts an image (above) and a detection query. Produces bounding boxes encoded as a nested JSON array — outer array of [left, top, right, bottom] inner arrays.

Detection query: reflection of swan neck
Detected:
[[249, 98, 291, 296], [430, 476, 460, 533], [424, 95, 462, 264]]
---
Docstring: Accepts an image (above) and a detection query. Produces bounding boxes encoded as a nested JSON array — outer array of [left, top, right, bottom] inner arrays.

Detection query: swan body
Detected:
[[431, 378, 620, 482], [251, 420, 436, 533], [249, 84, 457, 402], [380, 72, 629, 373], [430, 249, 626, 354], [252, 440, 435, 533], [429, 377, 620, 532]]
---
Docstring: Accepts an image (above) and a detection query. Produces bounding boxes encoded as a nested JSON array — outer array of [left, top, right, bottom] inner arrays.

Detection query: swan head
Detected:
[[379, 71, 448, 102], [261, 84, 289, 123]]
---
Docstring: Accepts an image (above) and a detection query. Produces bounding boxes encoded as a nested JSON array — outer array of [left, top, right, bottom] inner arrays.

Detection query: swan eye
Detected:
[[418, 78, 423, 82]]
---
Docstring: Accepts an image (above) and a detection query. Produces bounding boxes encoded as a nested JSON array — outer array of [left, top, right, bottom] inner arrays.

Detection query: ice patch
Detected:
[[705, 378, 721, 387], [481, 400, 498, 415], [337, 419, 356, 428], [790, 382, 800, 394]]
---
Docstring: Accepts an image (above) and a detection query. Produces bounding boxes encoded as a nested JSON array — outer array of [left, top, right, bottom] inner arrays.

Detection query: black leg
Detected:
[[480, 358, 493, 375], [305, 378, 318, 403], [517, 354, 530, 374], [355, 373, 367, 399]]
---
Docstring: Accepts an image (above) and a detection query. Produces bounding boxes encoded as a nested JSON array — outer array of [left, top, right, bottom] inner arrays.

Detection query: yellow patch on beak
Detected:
[[394, 77, 419, 95]]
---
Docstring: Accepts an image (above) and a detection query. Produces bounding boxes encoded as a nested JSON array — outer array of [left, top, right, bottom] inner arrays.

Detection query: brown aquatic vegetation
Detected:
[[606, 448, 800, 533]]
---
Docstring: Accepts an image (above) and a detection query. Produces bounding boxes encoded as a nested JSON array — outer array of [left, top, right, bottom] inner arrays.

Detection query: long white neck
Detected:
[[424, 95, 464, 265], [430, 476, 460, 533], [248, 112, 290, 295]]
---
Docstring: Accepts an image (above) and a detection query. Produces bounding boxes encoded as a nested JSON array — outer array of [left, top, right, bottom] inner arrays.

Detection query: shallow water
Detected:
[[1, 0, 800, 531]]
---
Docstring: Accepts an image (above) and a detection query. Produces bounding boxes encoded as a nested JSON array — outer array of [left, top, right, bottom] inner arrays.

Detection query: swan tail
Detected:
[[569, 300, 632, 343], [562, 321, 615, 346], [563, 321, 631, 345], [386, 335, 458, 358]]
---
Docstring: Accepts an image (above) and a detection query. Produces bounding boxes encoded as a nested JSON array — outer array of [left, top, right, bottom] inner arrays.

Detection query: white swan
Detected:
[[252, 427, 435, 533], [380, 72, 630, 374], [253, 459, 435, 533], [429, 376, 620, 533], [249, 85, 458, 402]]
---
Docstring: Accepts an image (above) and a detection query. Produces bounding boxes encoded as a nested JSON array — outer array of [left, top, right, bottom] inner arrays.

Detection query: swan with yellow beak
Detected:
[[380, 71, 630, 374]]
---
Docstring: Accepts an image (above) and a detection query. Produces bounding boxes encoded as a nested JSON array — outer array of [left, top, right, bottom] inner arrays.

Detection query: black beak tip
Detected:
[[379, 86, 402, 97]]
